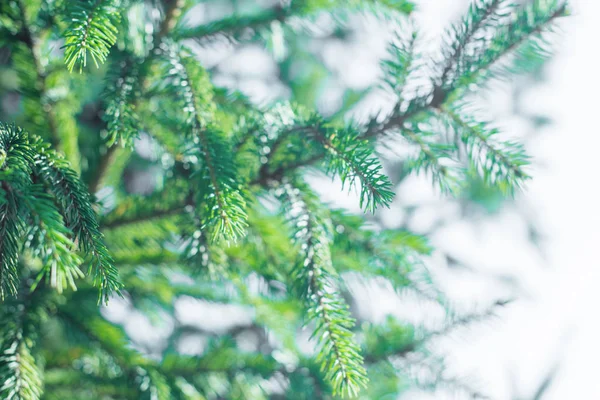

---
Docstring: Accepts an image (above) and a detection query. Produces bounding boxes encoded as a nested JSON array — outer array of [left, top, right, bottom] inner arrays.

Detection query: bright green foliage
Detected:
[[102, 54, 142, 147], [278, 179, 368, 396], [0, 0, 567, 398], [62, 0, 122, 72], [23, 185, 84, 293], [160, 42, 248, 242], [35, 149, 122, 303], [0, 182, 21, 300], [0, 282, 45, 400], [307, 122, 395, 213], [0, 123, 120, 302], [443, 105, 530, 194]]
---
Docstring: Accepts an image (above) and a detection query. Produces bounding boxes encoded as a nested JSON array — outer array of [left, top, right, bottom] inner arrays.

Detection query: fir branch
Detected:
[[102, 55, 142, 148], [0, 122, 36, 299], [248, 104, 394, 212], [0, 287, 44, 400], [400, 126, 463, 194], [381, 27, 418, 96], [366, 0, 567, 142], [452, 0, 568, 89], [0, 184, 21, 300], [21, 185, 85, 293], [34, 150, 122, 303], [62, 0, 122, 72], [162, 44, 248, 242], [278, 179, 368, 397], [439, 0, 506, 87], [442, 107, 530, 193], [305, 122, 395, 213], [89, 0, 185, 192]]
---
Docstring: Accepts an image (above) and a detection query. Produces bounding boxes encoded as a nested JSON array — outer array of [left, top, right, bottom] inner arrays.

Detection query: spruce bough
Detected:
[[0, 0, 567, 398]]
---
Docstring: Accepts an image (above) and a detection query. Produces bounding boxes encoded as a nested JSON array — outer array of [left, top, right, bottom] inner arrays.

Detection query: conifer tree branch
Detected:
[[89, 0, 186, 193], [439, 0, 504, 86], [306, 124, 394, 212], [61, 0, 121, 72], [35, 150, 122, 303], [0, 283, 44, 400], [441, 106, 529, 192], [278, 180, 368, 397], [365, 0, 567, 141], [452, 0, 568, 88], [21, 185, 85, 293], [162, 45, 248, 241], [0, 183, 21, 300]]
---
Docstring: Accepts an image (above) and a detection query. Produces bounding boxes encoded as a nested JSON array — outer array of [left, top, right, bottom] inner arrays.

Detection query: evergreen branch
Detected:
[[102, 55, 142, 148], [439, 0, 506, 86], [453, 0, 568, 89], [62, 0, 121, 72], [34, 150, 122, 303], [89, 0, 184, 192], [381, 27, 418, 96], [278, 179, 368, 397], [401, 126, 463, 194], [0, 184, 21, 300], [162, 44, 247, 242], [305, 122, 395, 213], [193, 127, 249, 242], [0, 122, 36, 299], [366, 1, 567, 143], [442, 107, 530, 193], [21, 185, 85, 293], [248, 104, 394, 212], [0, 286, 44, 400]]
